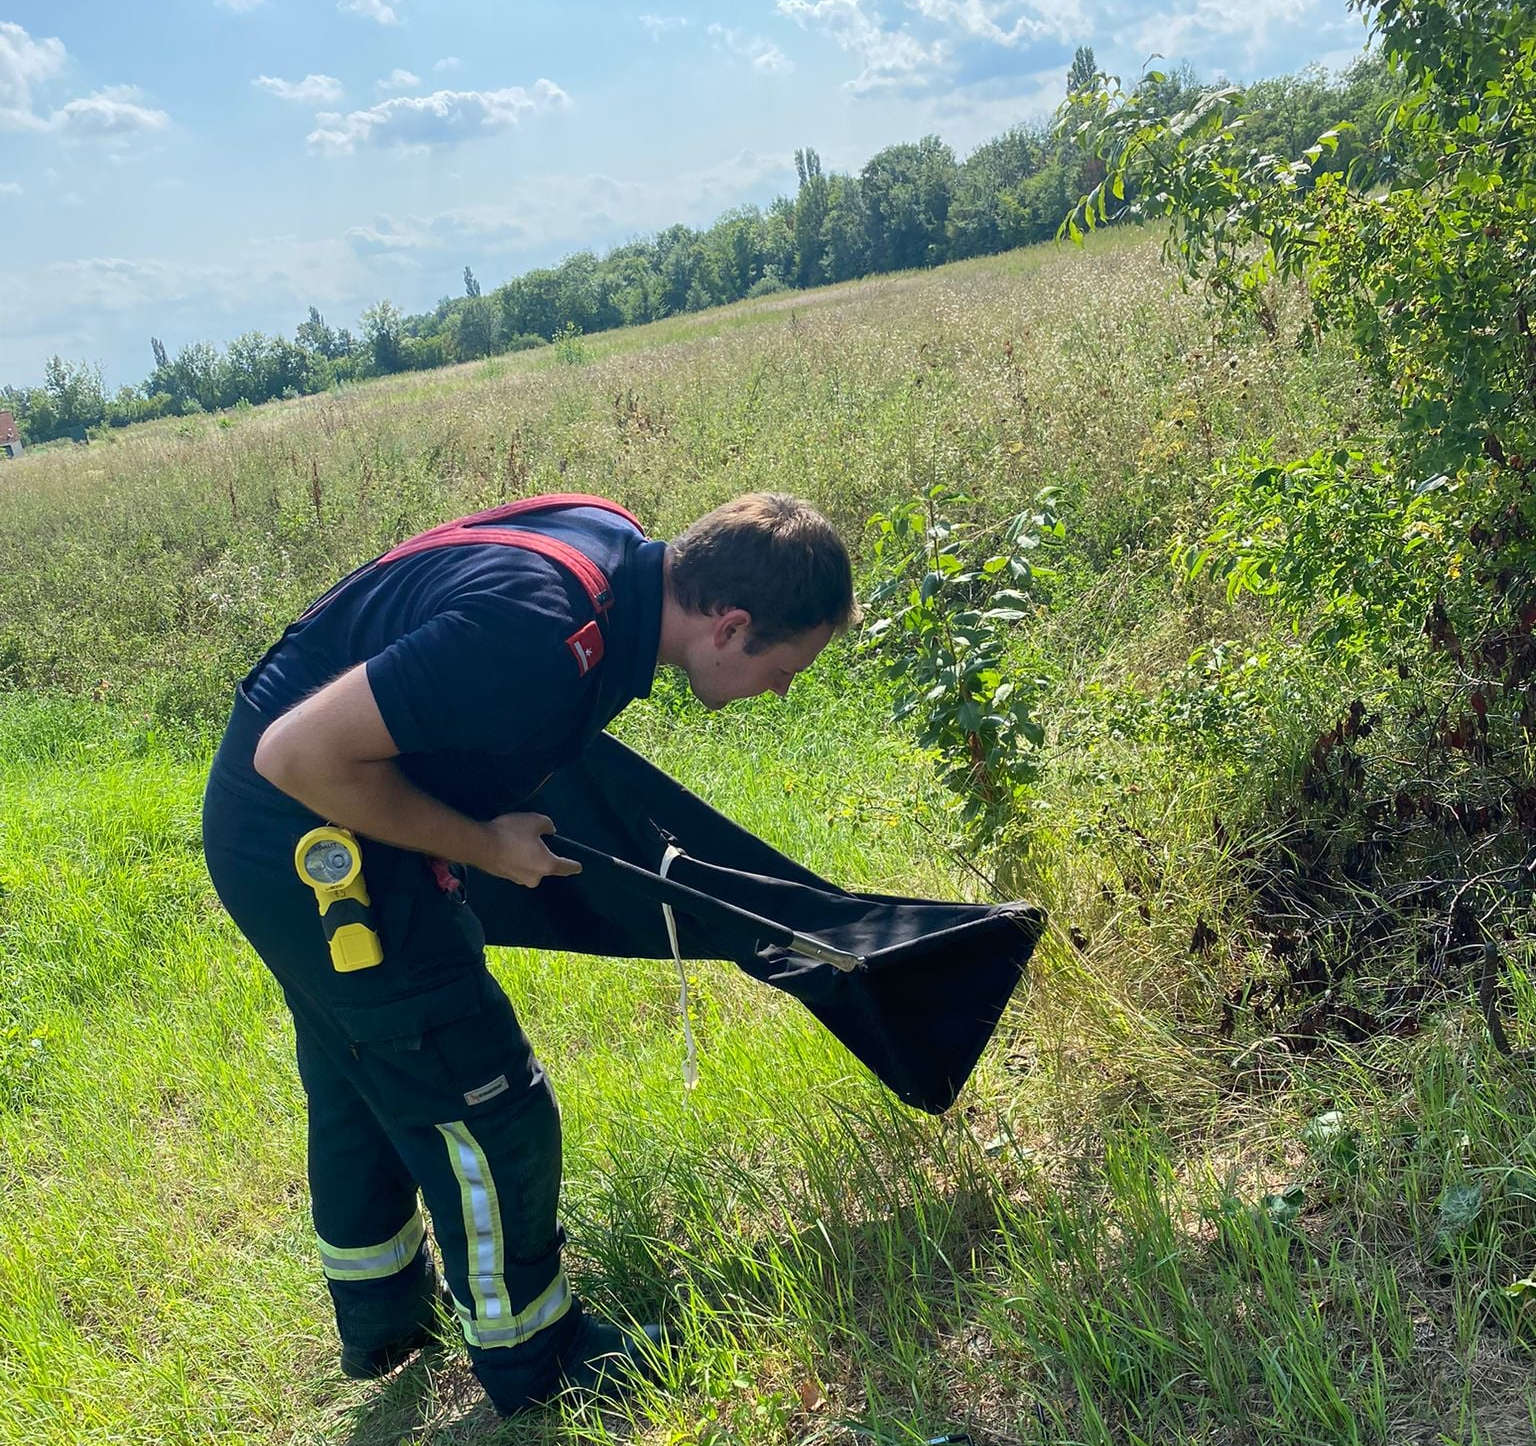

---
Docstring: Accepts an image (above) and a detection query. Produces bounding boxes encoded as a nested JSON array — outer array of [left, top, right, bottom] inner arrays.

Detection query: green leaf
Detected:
[[1504, 1273, 1536, 1300], [1438, 1183, 1483, 1236], [1302, 1110, 1359, 1168], [1260, 1183, 1305, 1225]]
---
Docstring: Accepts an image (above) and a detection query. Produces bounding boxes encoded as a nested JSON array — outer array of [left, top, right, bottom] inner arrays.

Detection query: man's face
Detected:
[[685, 614, 835, 710]]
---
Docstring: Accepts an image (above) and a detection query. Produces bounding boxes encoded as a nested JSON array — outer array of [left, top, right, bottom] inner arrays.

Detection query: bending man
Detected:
[[201, 492, 855, 1413]]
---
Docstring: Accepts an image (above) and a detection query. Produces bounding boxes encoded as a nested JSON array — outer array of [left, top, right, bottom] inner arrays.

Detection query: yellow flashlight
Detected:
[[294, 826, 384, 972]]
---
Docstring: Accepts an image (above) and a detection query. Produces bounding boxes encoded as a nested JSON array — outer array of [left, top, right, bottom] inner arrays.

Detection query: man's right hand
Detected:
[[473, 812, 583, 888]]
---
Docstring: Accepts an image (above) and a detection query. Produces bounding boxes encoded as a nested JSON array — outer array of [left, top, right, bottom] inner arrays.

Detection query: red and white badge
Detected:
[[566, 620, 604, 676]]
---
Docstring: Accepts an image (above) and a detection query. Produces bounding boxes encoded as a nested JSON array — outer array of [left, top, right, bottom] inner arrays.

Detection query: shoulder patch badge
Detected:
[[566, 620, 605, 677]]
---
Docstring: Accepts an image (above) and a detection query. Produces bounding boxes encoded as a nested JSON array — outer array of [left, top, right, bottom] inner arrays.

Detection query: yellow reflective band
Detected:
[[316, 1208, 425, 1282], [435, 1120, 573, 1350]]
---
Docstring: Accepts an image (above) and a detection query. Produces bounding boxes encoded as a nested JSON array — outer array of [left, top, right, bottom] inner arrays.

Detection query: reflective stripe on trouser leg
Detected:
[[436, 1119, 573, 1349], [316, 1206, 427, 1282]]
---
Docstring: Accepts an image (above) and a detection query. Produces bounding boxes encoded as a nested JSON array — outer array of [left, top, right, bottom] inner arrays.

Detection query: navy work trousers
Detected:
[[201, 688, 581, 1411]]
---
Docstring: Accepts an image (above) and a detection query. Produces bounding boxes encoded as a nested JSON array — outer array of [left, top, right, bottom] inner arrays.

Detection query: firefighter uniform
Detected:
[[201, 496, 665, 1412]]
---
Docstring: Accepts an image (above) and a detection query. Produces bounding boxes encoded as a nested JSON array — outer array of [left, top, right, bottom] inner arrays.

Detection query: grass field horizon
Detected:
[[3, 229, 1534, 1445]]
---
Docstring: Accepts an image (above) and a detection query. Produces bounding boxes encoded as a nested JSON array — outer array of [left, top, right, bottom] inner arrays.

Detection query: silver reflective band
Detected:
[[317, 1209, 426, 1281], [460, 1270, 573, 1348], [435, 1119, 574, 1350]]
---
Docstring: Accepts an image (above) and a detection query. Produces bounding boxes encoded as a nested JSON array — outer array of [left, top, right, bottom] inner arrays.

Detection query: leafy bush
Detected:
[[1180, 447, 1451, 657], [864, 484, 1062, 834], [1068, 0, 1536, 477], [1064, 0, 1536, 1050]]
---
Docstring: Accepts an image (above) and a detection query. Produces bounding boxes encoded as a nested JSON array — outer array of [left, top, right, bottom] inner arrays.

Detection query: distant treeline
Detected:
[[4, 50, 1396, 447]]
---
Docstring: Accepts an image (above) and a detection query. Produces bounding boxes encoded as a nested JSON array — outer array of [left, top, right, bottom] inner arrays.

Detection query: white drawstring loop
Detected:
[[658, 844, 699, 1092]]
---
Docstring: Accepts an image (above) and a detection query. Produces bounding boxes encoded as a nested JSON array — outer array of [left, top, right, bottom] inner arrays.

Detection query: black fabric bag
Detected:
[[467, 734, 1045, 1115]]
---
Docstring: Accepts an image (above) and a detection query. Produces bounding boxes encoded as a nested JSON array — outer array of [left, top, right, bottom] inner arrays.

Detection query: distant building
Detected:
[[0, 411, 20, 459]]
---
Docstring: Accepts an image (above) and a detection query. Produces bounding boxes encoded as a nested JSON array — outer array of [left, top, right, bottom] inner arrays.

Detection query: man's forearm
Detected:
[[259, 747, 494, 867], [249, 663, 579, 886]]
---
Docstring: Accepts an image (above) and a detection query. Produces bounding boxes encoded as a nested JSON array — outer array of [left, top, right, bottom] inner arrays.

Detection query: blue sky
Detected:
[[1, 0, 1370, 389]]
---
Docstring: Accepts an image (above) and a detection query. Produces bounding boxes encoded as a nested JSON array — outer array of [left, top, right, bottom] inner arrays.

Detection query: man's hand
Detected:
[[471, 812, 583, 888]]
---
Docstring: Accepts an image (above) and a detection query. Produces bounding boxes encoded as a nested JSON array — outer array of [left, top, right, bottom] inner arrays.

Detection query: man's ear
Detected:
[[710, 606, 753, 647]]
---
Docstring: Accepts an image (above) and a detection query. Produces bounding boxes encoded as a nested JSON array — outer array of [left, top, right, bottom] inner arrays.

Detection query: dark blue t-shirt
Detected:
[[244, 505, 665, 819]]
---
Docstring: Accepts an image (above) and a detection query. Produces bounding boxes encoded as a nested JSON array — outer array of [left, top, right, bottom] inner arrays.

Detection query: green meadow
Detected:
[[2, 231, 1533, 1444]]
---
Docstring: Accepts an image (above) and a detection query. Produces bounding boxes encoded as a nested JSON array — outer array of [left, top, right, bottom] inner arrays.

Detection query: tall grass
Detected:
[[2, 233, 1532, 1442], [0, 229, 1364, 734]]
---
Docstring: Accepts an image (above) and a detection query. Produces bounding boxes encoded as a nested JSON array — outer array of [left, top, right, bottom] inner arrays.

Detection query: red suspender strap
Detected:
[[378, 492, 641, 564], [375, 493, 643, 614], [426, 491, 642, 534], [296, 493, 641, 624], [385, 527, 615, 611]]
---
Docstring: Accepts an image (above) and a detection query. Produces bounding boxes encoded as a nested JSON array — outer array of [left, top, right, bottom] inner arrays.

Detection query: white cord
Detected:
[[658, 844, 699, 1092]]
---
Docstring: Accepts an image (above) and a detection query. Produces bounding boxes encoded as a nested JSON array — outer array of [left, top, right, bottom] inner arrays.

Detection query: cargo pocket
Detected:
[[335, 970, 542, 1128], [362, 843, 488, 987]]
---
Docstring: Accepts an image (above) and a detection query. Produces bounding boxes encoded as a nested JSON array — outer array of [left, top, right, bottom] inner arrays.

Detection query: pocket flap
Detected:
[[336, 972, 486, 1045]]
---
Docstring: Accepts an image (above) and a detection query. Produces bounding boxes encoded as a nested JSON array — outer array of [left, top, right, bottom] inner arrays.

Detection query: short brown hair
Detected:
[[668, 493, 857, 648]]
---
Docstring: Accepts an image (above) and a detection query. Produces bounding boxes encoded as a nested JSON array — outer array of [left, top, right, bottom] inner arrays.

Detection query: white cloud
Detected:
[[51, 86, 171, 138], [1126, 0, 1326, 71], [376, 68, 421, 92], [5, 228, 443, 384], [1, 26, 169, 140], [11, 235, 369, 339], [308, 80, 570, 155], [40, 256, 215, 315], [707, 24, 794, 73], [4, 244, 358, 381], [922, 64, 1064, 149], [346, 211, 533, 255], [339, 0, 401, 25], [774, 0, 1346, 97], [343, 150, 796, 263], [0, 144, 802, 386], [907, 0, 1052, 46], [639, 14, 688, 39], [253, 73, 345, 103], [0, 179, 21, 195], [776, 0, 945, 91], [433, 56, 461, 72], [0, 21, 67, 129]]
